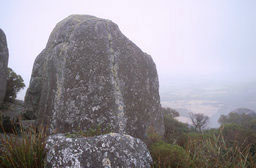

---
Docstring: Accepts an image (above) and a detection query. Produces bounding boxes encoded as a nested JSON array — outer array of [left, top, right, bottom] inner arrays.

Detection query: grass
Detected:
[[0, 120, 112, 168], [184, 127, 256, 168], [150, 141, 192, 168], [149, 126, 256, 168], [0, 115, 255, 168], [0, 122, 47, 168], [65, 124, 112, 138]]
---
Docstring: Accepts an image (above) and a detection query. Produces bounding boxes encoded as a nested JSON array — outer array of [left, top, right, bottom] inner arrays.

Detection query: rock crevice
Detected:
[[107, 24, 126, 134], [25, 15, 164, 140]]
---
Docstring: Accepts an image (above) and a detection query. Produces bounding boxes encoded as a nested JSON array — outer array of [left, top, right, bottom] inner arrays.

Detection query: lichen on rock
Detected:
[[0, 29, 9, 105], [45, 133, 152, 168], [24, 15, 164, 140]]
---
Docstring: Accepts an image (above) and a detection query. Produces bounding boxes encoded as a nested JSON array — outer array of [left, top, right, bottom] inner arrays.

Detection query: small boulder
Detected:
[[45, 133, 152, 168], [0, 29, 9, 105]]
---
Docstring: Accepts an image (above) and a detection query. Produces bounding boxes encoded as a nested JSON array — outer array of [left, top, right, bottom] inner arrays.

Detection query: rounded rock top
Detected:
[[24, 14, 165, 140]]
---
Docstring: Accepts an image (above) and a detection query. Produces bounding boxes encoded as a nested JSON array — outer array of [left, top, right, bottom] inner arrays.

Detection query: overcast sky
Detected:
[[1, 0, 256, 100]]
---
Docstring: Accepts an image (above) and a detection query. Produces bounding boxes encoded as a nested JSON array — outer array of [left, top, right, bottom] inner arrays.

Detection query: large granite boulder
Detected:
[[0, 29, 9, 105], [45, 133, 152, 168], [25, 15, 164, 140]]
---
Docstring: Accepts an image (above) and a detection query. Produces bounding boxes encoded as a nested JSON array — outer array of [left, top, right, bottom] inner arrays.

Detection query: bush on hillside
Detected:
[[161, 107, 179, 118], [218, 112, 256, 128], [150, 141, 192, 168], [164, 114, 190, 144], [221, 124, 256, 154], [4, 68, 25, 103]]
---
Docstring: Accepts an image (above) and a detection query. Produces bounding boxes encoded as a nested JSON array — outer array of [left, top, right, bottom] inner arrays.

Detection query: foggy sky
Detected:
[[1, 0, 256, 100]]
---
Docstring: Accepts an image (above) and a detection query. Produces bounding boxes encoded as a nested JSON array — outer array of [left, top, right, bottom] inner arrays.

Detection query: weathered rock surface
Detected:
[[45, 133, 152, 168], [25, 15, 164, 140], [0, 100, 25, 119], [0, 29, 9, 105]]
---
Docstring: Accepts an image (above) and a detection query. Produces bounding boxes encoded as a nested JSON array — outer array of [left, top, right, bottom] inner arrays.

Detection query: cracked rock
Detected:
[[45, 133, 152, 168], [24, 15, 164, 140]]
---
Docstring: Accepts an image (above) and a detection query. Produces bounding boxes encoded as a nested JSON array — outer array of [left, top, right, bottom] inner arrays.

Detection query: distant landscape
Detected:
[[160, 76, 256, 127]]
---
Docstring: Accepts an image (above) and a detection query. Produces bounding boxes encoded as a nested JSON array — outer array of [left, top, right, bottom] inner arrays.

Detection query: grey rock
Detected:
[[0, 29, 9, 105], [45, 133, 152, 168], [0, 100, 25, 119], [25, 15, 164, 140]]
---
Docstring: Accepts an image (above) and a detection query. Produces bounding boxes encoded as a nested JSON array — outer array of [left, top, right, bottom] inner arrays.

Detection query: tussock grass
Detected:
[[149, 126, 256, 168], [0, 121, 47, 168], [184, 127, 256, 168]]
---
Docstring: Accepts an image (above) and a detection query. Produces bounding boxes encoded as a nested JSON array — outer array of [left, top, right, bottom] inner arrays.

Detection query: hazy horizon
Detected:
[[1, 0, 256, 121]]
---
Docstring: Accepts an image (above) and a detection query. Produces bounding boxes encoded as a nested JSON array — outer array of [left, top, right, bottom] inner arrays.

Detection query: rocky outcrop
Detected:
[[0, 100, 25, 119], [45, 133, 152, 168], [25, 15, 164, 140], [0, 29, 9, 105]]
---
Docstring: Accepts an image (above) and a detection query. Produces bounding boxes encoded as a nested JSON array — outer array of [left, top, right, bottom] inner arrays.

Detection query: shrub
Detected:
[[177, 131, 214, 148], [150, 141, 192, 168], [161, 107, 179, 118], [0, 115, 20, 133], [4, 68, 25, 103], [146, 126, 163, 146], [221, 124, 256, 157], [248, 119, 256, 131], [218, 111, 256, 128], [163, 115, 189, 144]]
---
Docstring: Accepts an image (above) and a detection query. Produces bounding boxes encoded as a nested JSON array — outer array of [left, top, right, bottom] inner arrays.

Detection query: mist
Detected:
[[1, 0, 256, 127]]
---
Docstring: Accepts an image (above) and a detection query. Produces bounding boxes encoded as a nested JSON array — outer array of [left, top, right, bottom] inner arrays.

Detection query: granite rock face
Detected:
[[0, 29, 9, 105], [45, 133, 152, 168], [25, 15, 164, 139]]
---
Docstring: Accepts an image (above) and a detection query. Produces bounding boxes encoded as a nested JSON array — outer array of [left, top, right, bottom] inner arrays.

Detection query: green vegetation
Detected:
[[65, 124, 112, 138], [0, 121, 112, 168], [0, 115, 20, 133], [1, 105, 255, 167], [0, 124, 47, 168], [4, 68, 25, 103], [219, 112, 256, 129], [163, 113, 189, 144], [150, 142, 192, 168], [183, 128, 256, 167], [161, 107, 179, 118], [148, 107, 256, 168]]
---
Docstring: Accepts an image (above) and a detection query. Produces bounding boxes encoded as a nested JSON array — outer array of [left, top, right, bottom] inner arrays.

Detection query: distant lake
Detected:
[[159, 78, 256, 127]]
